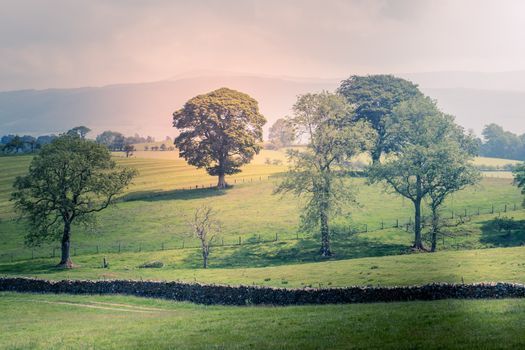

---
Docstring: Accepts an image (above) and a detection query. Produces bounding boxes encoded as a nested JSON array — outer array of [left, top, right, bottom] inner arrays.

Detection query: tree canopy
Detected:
[[268, 118, 295, 149], [173, 87, 266, 188], [67, 126, 91, 139], [337, 74, 423, 163], [11, 134, 137, 268], [276, 92, 375, 256], [368, 96, 479, 250], [479, 123, 525, 160]]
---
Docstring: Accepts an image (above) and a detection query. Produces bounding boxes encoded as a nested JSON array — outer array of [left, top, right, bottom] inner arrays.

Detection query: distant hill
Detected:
[[0, 75, 338, 139], [1, 71, 525, 139]]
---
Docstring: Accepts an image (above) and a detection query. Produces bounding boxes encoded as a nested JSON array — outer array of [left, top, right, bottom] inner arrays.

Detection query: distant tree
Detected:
[[124, 144, 136, 158], [368, 96, 476, 250], [22, 135, 37, 152], [160, 143, 167, 151], [4, 135, 24, 153], [144, 145, 149, 151], [173, 88, 266, 188], [96, 131, 125, 151], [514, 163, 525, 207], [268, 118, 295, 149], [275, 92, 375, 256], [480, 123, 523, 160], [36, 135, 57, 147], [67, 126, 91, 139], [146, 136, 155, 143], [1, 135, 15, 145], [151, 146, 159, 151], [12, 134, 137, 268], [338, 75, 423, 164], [189, 206, 221, 268]]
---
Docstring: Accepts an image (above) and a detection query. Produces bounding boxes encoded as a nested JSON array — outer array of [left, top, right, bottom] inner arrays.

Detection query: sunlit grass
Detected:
[[1, 292, 525, 349]]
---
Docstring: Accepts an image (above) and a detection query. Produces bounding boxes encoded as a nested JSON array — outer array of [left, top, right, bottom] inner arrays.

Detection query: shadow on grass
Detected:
[[121, 187, 228, 202], [480, 217, 525, 247], [0, 259, 62, 275], [182, 235, 409, 269]]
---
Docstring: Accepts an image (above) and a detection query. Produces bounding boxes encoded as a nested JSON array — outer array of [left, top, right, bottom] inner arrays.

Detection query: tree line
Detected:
[[1, 127, 156, 157], [10, 75, 525, 269], [478, 123, 525, 160]]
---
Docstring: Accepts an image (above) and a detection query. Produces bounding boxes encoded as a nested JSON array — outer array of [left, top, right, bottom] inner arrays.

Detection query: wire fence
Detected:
[[0, 202, 522, 264]]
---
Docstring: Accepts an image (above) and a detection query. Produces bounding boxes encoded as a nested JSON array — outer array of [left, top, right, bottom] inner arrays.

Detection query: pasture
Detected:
[[1, 151, 525, 350], [1, 292, 525, 349], [0, 152, 523, 264]]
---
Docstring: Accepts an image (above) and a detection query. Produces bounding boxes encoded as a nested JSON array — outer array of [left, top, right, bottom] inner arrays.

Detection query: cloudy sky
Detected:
[[2, 0, 525, 90]]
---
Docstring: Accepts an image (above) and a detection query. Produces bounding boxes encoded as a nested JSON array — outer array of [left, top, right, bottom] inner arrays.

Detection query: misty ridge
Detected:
[[1, 70, 525, 141]]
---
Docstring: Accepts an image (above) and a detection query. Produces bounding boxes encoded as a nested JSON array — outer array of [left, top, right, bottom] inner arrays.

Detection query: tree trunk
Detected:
[[217, 173, 227, 189], [413, 197, 425, 250], [371, 148, 381, 165], [319, 210, 332, 257], [430, 207, 439, 252], [58, 221, 74, 268], [202, 245, 208, 269]]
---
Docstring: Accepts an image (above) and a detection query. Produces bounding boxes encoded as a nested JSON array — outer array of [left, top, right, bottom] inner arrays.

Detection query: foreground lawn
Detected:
[[2, 245, 525, 288], [1, 292, 525, 349]]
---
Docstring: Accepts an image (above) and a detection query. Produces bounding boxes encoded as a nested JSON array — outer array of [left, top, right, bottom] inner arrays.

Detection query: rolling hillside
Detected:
[[3, 71, 525, 140]]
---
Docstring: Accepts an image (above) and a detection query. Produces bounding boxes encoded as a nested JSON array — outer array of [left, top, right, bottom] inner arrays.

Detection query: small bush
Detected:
[[139, 260, 164, 268]]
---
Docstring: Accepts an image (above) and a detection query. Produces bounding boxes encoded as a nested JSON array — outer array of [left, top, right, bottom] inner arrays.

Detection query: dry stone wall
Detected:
[[1, 277, 524, 305]]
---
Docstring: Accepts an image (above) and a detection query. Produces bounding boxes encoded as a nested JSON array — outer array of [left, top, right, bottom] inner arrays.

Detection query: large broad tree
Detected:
[[173, 88, 266, 189], [12, 134, 137, 268], [368, 96, 477, 250], [337, 75, 423, 164], [276, 92, 375, 256], [268, 118, 295, 149]]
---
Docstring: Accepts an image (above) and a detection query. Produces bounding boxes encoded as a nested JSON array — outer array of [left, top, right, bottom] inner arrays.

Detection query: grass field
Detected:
[[2, 151, 525, 349], [2, 244, 525, 288], [1, 292, 525, 349], [1, 152, 523, 264]]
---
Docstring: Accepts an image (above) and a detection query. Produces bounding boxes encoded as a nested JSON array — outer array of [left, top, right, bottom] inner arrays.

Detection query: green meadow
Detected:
[[2, 292, 525, 349]]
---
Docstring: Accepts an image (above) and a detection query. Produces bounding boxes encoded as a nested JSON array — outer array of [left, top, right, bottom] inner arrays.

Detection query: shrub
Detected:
[[139, 260, 164, 268]]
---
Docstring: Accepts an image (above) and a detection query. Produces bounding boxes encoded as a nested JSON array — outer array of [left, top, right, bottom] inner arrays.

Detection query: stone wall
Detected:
[[1, 277, 525, 305]]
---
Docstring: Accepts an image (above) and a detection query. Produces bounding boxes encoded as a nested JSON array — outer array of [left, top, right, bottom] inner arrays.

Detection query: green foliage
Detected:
[[369, 96, 480, 250], [481, 123, 525, 160], [67, 126, 91, 139], [96, 130, 126, 151], [268, 118, 295, 149], [513, 162, 525, 206], [337, 74, 423, 162], [11, 134, 137, 258], [276, 92, 375, 256], [173, 88, 266, 187]]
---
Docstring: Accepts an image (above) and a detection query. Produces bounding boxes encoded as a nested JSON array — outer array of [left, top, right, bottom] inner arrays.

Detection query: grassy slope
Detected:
[[1, 292, 525, 349], [3, 242, 525, 288], [1, 163, 522, 260]]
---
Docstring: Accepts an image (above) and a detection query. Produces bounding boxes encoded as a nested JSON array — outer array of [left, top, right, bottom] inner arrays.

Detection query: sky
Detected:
[[2, 0, 525, 91]]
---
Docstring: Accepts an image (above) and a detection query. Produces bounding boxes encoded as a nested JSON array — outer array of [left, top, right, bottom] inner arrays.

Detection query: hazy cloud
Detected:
[[1, 0, 525, 90]]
